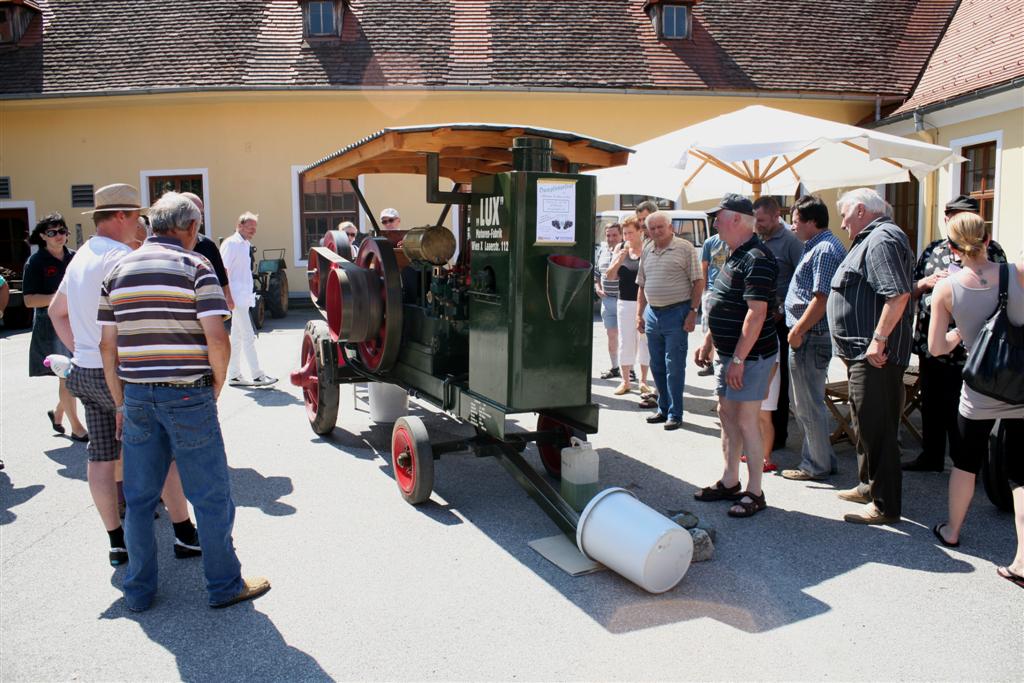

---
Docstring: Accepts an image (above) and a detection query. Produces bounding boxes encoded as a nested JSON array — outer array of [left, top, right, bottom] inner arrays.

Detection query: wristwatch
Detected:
[[732, 357, 745, 366], [872, 332, 889, 343]]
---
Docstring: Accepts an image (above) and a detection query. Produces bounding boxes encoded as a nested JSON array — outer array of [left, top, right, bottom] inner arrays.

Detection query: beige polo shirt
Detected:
[[637, 236, 702, 307]]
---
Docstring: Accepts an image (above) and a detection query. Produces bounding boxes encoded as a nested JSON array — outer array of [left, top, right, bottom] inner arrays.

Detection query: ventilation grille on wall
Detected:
[[71, 184, 94, 207], [0, 177, 10, 199]]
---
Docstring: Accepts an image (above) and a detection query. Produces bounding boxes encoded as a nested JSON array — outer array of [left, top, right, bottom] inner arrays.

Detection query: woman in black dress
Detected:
[[23, 213, 87, 440]]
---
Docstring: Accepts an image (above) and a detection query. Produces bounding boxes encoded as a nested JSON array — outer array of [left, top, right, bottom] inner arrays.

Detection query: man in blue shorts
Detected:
[[694, 194, 778, 518]]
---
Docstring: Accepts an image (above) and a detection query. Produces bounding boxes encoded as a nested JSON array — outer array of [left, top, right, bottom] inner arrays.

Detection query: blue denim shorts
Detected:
[[715, 353, 779, 402], [600, 295, 618, 330]]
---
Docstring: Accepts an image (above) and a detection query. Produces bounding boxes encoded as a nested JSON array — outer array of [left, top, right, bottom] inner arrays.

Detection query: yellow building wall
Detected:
[[925, 107, 1024, 261], [0, 90, 874, 286]]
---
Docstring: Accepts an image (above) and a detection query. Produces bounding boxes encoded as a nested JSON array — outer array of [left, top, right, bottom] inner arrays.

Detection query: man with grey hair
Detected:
[[827, 187, 914, 525], [99, 191, 270, 610], [220, 211, 276, 387]]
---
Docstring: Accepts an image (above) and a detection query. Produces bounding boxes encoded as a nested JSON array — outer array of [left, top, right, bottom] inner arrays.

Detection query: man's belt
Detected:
[[649, 301, 687, 312], [141, 375, 214, 389]]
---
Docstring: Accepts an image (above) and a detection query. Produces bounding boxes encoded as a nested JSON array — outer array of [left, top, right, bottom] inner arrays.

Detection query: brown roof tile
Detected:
[[892, 0, 1024, 114], [0, 0, 958, 98]]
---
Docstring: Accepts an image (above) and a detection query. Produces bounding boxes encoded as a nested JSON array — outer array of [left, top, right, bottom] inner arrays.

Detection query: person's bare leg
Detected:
[[618, 364, 633, 389], [1008, 485, 1024, 576], [760, 409, 775, 468], [735, 400, 764, 499], [718, 398, 743, 488], [161, 461, 191, 525], [640, 364, 650, 385], [88, 460, 121, 531], [59, 378, 87, 436], [940, 468, 975, 544], [607, 329, 619, 372]]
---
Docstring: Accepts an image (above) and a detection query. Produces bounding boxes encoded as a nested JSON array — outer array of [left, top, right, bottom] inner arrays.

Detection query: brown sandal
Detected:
[[694, 480, 742, 502], [728, 490, 767, 517]]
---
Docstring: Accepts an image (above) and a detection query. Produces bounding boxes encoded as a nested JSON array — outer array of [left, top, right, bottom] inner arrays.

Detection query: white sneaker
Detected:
[[228, 376, 246, 387], [251, 375, 278, 387]]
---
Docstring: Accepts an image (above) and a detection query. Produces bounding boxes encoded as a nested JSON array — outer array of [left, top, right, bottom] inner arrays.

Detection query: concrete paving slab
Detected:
[[1, 311, 1021, 681]]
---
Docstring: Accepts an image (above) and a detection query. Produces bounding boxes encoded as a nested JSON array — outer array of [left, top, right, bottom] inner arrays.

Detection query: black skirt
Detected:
[[28, 307, 71, 377]]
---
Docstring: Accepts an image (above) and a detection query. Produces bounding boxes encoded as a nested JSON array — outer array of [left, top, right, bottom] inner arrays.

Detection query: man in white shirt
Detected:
[[219, 211, 276, 387], [49, 183, 200, 566]]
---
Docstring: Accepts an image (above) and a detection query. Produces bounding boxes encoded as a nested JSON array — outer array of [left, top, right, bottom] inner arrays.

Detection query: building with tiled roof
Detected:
[[3, 0, 1018, 292]]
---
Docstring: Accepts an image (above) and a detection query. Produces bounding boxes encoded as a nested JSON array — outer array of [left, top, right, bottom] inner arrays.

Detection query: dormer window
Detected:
[[644, 0, 698, 40], [0, 0, 41, 45], [302, 0, 342, 39]]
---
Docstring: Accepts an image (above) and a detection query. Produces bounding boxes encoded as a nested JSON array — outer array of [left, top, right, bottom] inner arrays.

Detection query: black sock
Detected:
[[172, 519, 197, 544], [108, 526, 125, 549]]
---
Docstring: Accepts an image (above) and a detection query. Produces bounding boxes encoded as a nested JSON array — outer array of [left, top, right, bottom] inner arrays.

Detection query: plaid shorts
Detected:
[[66, 365, 120, 462]]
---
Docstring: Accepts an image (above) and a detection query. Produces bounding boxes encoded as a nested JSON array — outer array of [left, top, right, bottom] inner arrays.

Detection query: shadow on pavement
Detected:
[[235, 386, 303, 408], [0, 472, 45, 525], [43, 441, 88, 481], [229, 467, 297, 516], [100, 596, 329, 682]]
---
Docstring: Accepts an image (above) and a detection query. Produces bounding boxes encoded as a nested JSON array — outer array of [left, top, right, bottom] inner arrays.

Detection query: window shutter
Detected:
[[71, 184, 95, 207], [0, 176, 10, 199]]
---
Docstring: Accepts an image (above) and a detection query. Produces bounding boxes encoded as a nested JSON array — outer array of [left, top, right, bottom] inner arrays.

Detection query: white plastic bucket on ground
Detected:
[[576, 487, 693, 593], [367, 383, 409, 423]]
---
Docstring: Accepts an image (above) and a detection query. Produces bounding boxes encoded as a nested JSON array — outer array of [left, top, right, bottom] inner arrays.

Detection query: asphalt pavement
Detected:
[[1, 310, 1021, 681]]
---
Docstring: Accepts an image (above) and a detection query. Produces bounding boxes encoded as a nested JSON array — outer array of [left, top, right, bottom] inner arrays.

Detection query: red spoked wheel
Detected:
[[391, 416, 434, 504], [537, 414, 573, 478], [290, 320, 340, 435], [354, 237, 403, 373]]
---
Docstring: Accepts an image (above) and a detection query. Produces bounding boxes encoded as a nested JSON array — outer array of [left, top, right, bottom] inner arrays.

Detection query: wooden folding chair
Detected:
[[900, 368, 922, 442], [824, 380, 857, 445]]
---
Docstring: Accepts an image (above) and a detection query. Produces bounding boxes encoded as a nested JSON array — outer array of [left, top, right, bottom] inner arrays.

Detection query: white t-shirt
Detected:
[[219, 231, 254, 309], [58, 235, 132, 368]]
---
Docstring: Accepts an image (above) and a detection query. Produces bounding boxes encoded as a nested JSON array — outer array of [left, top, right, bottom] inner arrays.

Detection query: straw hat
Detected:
[[82, 183, 147, 214]]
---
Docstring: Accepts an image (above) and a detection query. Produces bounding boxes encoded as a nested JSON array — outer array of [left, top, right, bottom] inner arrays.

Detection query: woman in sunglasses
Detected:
[[24, 213, 87, 440]]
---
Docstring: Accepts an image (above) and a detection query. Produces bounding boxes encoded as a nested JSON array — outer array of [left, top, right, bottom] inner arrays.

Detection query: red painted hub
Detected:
[[391, 426, 417, 495]]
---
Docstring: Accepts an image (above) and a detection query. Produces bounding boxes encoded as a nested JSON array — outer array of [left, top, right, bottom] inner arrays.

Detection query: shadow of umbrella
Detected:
[[0, 472, 45, 525], [229, 467, 297, 516], [44, 442, 88, 481]]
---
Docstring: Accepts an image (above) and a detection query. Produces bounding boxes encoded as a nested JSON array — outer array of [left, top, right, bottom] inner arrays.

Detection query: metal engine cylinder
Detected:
[[401, 225, 457, 265], [324, 261, 384, 343]]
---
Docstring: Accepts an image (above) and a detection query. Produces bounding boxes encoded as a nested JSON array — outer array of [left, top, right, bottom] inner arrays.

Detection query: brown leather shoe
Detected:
[[837, 487, 871, 504], [843, 505, 900, 525], [210, 576, 271, 609]]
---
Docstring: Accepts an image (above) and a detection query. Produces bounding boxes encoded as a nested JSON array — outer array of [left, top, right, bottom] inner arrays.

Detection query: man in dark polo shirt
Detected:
[[636, 210, 704, 430], [99, 191, 270, 611], [182, 192, 234, 311], [827, 188, 914, 525], [694, 194, 778, 518]]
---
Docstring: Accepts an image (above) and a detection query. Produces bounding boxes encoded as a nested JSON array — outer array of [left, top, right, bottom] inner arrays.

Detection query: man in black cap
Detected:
[[903, 195, 1006, 472]]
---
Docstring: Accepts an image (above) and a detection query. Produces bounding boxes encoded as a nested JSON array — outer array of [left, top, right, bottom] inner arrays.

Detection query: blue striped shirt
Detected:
[[785, 230, 847, 334]]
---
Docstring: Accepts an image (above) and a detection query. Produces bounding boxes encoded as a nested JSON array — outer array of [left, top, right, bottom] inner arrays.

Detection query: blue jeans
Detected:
[[789, 332, 838, 478], [644, 302, 691, 422], [122, 384, 242, 609]]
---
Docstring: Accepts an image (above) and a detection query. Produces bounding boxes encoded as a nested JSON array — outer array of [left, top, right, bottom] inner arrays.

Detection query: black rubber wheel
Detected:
[[982, 419, 1014, 512], [300, 320, 340, 435], [250, 294, 266, 330], [267, 270, 289, 318], [391, 416, 434, 504]]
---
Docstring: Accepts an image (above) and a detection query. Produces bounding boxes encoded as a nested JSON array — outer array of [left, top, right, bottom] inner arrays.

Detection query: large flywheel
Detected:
[[354, 237, 403, 373]]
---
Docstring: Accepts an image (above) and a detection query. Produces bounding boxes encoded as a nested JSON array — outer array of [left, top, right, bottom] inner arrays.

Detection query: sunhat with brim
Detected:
[[81, 183, 147, 215]]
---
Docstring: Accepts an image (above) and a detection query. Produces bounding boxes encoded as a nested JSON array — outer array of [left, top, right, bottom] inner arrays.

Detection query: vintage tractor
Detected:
[[250, 247, 289, 330], [290, 124, 630, 538]]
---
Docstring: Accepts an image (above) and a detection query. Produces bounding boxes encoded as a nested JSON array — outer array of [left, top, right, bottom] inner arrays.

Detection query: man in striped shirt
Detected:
[[595, 222, 622, 379], [98, 192, 270, 611], [827, 188, 914, 526]]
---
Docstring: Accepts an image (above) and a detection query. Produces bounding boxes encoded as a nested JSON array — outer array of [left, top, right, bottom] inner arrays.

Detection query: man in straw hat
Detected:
[[49, 184, 201, 567]]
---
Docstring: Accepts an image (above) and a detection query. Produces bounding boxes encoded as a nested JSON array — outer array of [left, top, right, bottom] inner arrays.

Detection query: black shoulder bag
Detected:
[[962, 263, 1024, 404]]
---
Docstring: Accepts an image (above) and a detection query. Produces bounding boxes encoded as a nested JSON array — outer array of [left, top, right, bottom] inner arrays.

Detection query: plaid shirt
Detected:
[[785, 230, 847, 334]]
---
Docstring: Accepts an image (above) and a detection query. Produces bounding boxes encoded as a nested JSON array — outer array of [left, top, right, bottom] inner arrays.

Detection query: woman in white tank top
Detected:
[[927, 212, 1023, 589]]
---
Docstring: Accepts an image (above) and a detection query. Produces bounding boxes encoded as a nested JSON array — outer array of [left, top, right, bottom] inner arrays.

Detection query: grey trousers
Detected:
[[846, 359, 906, 517]]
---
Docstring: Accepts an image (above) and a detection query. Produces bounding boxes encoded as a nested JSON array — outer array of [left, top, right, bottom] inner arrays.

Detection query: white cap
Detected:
[[379, 207, 400, 220]]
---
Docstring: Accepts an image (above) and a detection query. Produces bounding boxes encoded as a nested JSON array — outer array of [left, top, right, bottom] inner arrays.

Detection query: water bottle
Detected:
[[44, 354, 73, 378]]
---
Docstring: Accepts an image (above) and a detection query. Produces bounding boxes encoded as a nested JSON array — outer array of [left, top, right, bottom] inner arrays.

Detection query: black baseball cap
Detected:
[[706, 193, 754, 217], [944, 194, 979, 213]]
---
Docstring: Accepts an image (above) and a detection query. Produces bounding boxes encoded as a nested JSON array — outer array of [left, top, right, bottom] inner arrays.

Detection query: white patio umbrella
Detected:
[[626, 105, 964, 201], [586, 164, 690, 202]]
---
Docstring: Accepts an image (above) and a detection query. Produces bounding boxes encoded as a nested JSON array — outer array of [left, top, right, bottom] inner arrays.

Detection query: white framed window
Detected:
[[291, 165, 366, 267], [139, 168, 212, 236], [948, 130, 1002, 242]]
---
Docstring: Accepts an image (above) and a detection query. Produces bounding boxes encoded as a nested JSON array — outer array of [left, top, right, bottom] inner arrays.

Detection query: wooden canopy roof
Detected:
[[302, 124, 633, 183]]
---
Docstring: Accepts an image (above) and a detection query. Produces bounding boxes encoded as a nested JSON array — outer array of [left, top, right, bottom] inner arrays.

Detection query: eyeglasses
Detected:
[[44, 227, 69, 237], [381, 217, 396, 224], [345, 232, 357, 239]]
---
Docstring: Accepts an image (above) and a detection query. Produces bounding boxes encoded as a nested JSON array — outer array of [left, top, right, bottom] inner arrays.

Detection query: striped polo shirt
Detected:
[[707, 235, 779, 358], [97, 235, 230, 383], [826, 217, 914, 365], [636, 236, 702, 307]]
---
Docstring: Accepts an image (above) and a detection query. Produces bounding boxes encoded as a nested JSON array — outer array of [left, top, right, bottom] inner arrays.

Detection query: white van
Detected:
[[596, 209, 713, 248]]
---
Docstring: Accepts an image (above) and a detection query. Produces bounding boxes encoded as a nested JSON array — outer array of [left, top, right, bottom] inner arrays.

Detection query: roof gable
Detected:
[[0, 0, 958, 99]]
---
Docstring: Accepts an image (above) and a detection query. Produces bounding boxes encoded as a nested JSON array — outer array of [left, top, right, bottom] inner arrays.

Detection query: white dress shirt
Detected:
[[219, 231, 255, 309]]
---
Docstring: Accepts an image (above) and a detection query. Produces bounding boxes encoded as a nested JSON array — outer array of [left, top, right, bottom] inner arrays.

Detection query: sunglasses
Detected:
[[381, 217, 396, 224], [44, 227, 69, 237]]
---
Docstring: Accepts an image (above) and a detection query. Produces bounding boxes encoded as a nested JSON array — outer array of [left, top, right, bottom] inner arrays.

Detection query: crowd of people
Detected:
[[596, 189, 1023, 587]]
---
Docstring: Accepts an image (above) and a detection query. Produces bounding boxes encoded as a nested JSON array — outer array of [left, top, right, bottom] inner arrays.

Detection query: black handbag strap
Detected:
[[997, 262, 1009, 311]]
